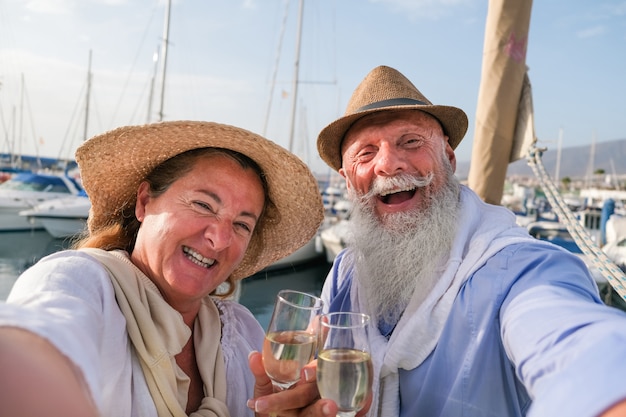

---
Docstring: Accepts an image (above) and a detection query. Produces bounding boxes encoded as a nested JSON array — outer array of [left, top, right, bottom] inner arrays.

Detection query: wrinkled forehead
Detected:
[[342, 109, 444, 151]]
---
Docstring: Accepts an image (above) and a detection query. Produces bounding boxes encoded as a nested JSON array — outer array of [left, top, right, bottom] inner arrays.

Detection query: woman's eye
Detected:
[[235, 222, 253, 234], [194, 201, 213, 212]]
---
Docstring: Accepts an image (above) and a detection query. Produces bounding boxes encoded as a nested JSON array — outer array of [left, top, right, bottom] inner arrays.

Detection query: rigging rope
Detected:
[[526, 145, 626, 302]]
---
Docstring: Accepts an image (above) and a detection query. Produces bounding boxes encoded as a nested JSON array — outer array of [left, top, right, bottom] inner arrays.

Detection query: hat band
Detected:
[[356, 98, 428, 112]]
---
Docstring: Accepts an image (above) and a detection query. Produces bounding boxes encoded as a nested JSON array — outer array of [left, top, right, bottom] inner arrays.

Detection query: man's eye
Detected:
[[356, 149, 375, 160], [404, 137, 423, 147]]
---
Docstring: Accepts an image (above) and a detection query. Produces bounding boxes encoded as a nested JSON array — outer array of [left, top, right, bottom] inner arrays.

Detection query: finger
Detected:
[[355, 390, 373, 416], [300, 359, 317, 384], [299, 399, 338, 417], [250, 381, 320, 416], [248, 351, 273, 397]]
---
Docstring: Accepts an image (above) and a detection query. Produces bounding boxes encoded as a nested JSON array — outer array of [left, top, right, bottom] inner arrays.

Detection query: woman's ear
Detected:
[[135, 181, 151, 222]]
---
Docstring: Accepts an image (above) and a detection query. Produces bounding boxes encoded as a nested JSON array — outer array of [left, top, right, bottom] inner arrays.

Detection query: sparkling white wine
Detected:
[[262, 330, 317, 388], [317, 348, 373, 414]]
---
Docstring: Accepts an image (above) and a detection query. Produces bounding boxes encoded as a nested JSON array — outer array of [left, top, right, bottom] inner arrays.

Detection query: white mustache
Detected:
[[363, 172, 434, 201]]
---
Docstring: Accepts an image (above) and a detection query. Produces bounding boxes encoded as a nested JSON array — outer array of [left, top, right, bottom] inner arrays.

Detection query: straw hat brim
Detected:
[[76, 120, 324, 280], [317, 104, 468, 172]]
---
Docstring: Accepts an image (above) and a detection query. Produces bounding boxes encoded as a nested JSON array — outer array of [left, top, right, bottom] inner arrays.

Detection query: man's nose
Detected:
[[374, 143, 407, 176]]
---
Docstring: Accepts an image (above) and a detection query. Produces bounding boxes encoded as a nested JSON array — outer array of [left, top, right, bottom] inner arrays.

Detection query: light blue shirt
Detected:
[[324, 243, 626, 417]]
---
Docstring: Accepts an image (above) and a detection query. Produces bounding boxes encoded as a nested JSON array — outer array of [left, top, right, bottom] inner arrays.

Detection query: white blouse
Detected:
[[0, 250, 264, 417]]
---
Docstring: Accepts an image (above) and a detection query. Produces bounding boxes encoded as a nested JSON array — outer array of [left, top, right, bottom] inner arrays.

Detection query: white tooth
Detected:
[[184, 247, 215, 267], [380, 186, 413, 197]]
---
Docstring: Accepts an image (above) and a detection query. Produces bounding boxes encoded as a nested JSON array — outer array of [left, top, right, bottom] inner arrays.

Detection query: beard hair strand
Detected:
[[346, 154, 461, 327]]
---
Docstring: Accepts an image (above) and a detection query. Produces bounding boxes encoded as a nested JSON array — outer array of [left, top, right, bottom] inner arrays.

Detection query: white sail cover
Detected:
[[467, 0, 533, 205], [509, 72, 537, 163]]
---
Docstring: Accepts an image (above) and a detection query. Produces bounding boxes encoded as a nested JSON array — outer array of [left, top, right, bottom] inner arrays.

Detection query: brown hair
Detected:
[[73, 147, 273, 298]]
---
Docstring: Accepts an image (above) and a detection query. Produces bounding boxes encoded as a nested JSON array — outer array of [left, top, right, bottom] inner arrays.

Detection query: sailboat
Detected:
[[0, 55, 89, 233], [265, 0, 327, 270], [17, 51, 94, 237], [18, 0, 174, 239]]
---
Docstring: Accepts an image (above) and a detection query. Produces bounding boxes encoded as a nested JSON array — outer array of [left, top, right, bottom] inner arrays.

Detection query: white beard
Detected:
[[346, 155, 461, 327]]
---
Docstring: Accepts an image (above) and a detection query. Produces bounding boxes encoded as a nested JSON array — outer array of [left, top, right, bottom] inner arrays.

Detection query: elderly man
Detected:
[[317, 65, 626, 417], [247, 66, 626, 417]]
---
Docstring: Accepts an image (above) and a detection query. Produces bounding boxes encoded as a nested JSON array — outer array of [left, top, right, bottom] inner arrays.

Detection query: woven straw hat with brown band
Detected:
[[317, 65, 469, 172], [76, 120, 324, 280]]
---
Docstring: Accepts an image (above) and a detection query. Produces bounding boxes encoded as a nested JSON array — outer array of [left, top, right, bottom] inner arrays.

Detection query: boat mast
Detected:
[[157, 0, 172, 122], [287, 0, 304, 153], [147, 47, 159, 124], [18, 74, 24, 166], [467, 0, 533, 205], [262, 0, 290, 137], [554, 127, 563, 187], [585, 131, 597, 189], [83, 49, 92, 142]]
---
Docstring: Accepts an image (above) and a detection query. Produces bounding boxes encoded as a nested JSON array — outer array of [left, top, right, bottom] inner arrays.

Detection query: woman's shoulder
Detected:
[[30, 248, 111, 270], [9, 249, 115, 302]]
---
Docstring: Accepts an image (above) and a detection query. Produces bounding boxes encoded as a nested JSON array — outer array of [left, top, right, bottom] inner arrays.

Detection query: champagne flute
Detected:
[[262, 289, 323, 391], [317, 312, 373, 417]]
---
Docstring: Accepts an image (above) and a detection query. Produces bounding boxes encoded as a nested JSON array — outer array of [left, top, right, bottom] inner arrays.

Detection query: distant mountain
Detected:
[[456, 137, 626, 180]]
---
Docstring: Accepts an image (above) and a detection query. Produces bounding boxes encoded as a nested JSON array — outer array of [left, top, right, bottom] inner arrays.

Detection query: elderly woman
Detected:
[[0, 121, 324, 417]]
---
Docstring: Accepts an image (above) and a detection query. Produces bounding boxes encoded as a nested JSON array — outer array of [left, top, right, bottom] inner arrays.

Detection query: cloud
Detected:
[[22, 0, 129, 15], [24, 0, 75, 15], [241, 0, 259, 10], [370, 0, 472, 20], [577, 25, 607, 39], [607, 2, 626, 16]]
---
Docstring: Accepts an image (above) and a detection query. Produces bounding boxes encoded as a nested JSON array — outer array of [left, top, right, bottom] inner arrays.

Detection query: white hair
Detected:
[[345, 146, 461, 328]]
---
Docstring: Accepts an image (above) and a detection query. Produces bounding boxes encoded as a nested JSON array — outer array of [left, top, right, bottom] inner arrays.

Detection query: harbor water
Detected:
[[0, 230, 332, 330]]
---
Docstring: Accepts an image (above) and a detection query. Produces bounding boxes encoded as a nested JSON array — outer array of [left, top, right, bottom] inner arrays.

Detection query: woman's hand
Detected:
[[0, 327, 100, 417], [247, 351, 338, 417]]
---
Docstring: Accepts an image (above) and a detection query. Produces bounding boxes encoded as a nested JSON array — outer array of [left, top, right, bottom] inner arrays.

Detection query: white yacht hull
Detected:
[[0, 206, 43, 231], [19, 196, 90, 238], [37, 217, 87, 238]]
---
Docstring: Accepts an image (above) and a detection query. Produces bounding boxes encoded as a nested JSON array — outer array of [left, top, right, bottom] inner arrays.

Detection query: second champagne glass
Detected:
[[262, 289, 324, 391], [317, 312, 373, 417]]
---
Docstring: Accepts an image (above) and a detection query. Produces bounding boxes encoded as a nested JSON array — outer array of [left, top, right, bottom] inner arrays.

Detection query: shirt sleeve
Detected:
[[500, 244, 626, 417], [0, 250, 130, 414], [321, 248, 354, 313], [217, 299, 265, 417]]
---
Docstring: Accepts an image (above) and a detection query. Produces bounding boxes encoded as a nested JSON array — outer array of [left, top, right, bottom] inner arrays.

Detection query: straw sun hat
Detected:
[[76, 120, 324, 280], [317, 65, 469, 171]]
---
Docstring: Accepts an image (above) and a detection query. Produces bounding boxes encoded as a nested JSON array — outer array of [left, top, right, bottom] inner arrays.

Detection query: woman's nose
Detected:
[[205, 221, 233, 251]]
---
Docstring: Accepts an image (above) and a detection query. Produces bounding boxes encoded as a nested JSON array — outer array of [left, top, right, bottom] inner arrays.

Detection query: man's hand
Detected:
[[600, 399, 626, 417], [247, 350, 338, 417]]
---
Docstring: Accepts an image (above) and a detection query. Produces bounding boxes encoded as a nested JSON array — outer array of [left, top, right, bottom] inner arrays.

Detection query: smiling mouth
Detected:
[[379, 188, 417, 204], [183, 246, 215, 269]]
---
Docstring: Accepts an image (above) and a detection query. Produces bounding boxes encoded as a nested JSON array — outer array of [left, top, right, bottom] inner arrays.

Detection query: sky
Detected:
[[0, 0, 624, 175]]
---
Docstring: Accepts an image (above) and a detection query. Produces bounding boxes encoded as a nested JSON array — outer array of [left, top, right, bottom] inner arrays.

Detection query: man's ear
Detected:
[[338, 168, 351, 192], [444, 137, 457, 172]]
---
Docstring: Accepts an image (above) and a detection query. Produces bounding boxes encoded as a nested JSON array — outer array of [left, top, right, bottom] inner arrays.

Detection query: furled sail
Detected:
[[509, 72, 537, 162], [467, 0, 533, 205]]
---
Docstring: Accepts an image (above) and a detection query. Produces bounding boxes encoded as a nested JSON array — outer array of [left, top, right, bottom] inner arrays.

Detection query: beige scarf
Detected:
[[81, 248, 229, 417]]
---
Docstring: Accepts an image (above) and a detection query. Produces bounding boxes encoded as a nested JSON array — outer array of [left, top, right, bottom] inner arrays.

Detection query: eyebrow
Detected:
[[200, 189, 260, 223]]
